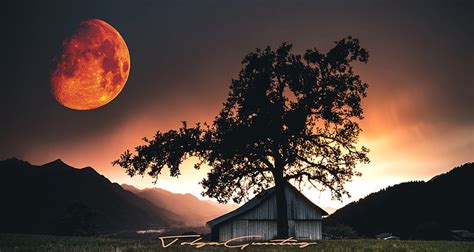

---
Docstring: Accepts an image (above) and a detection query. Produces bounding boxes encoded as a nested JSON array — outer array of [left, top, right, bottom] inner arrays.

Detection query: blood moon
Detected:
[[51, 19, 130, 110]]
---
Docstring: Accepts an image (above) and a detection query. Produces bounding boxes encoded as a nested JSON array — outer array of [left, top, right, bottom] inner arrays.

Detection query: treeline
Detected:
[[324, 163, 474, 240]]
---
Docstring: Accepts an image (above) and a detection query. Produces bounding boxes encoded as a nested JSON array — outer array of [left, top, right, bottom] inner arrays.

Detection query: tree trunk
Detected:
[[274, 166, 289, 238]]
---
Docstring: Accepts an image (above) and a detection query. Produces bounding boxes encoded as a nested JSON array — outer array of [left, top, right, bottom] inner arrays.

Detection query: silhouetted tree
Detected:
[[114, 37, 370, 238]]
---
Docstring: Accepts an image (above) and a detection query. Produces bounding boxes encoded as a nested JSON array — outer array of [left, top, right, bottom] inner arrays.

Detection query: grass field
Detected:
[[1, 233, 474, 252]]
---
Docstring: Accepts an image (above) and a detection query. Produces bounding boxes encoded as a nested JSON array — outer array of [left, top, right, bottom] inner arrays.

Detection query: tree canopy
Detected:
[[114, 36, 370, 237]]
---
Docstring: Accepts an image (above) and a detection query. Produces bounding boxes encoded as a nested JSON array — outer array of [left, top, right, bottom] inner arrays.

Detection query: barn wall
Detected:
[[217, 220, 278, 241], [238, 186, 322, 220], [248, 220, 277, 240], [218, 221, 233, 241], [216, 219, 322, 241], [295, 220, 322, 240], [214, 184, 325, 241], [218, 220, 250, 241]]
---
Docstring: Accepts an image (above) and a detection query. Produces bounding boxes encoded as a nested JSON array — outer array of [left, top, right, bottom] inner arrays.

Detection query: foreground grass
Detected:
[[0, 233, 473, 252]]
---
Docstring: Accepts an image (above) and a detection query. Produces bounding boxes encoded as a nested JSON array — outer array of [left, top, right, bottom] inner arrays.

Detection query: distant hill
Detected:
[[324, 162, 474, 239], [322, 207, 338, 215], [0, 158, 181, 235], [121, 184, 238, 227]]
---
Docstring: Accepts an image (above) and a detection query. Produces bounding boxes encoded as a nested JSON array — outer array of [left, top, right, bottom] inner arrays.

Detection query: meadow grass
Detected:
[[1, 233, 474, 252]]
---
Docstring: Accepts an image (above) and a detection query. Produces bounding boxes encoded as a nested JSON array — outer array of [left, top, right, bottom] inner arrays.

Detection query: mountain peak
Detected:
[[51, 159, 66, 165], [0, 157, 31, 166], [81, 166, 97, 172], [121, 184, 141, 193], [41, 160, 103, 174], [41, 159, 77, 170]]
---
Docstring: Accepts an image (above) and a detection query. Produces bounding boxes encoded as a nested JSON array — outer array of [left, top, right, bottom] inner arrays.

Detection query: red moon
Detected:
[[51, 19, 130, 110]]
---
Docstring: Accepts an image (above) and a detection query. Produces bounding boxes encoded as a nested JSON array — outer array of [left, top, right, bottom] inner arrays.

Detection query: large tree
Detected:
[[114, 37, 370, 238]]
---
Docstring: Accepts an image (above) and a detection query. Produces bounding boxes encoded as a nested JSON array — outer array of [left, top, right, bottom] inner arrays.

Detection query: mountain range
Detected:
[[2, 157, 472, 239], [121, 184, 237, 227], [0, 158, 234, 235], [324, 162, 474, 239]]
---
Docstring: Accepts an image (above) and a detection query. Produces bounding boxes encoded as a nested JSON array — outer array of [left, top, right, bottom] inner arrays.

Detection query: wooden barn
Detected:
[[207, 182, 328, 241]]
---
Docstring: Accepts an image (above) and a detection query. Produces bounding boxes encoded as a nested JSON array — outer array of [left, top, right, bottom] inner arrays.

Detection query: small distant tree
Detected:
[[114, 37, 370, 238]]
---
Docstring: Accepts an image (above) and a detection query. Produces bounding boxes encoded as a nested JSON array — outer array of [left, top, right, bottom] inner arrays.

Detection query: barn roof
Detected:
[[207, 182, 329, 227]]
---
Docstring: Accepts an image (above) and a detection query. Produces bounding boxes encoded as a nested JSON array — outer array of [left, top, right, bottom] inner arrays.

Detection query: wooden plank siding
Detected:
[[295, 220, 322, 240], [238, 186, 322, 220], [218, 219, 322, 241], [215, 185, 324, 241], [248, 220, 277, 240], [219, 220, 278, 241]]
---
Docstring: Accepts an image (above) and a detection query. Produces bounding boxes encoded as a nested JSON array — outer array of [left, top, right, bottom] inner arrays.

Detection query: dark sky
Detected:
[[1, 0, 473, 208]]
